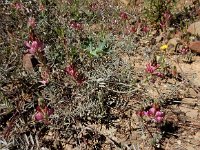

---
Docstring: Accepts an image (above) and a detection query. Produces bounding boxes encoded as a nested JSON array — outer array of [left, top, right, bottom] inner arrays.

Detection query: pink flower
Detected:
[[125, 26, 137, 35], [155, 116, 164, 123], [138, 106, 165, 123], [25, 40, 43, 54], [70, 21, 83, 30], [143, 111, 149, 116], [65, 65, 78, 78], [47, 107, 54, 116], [154, 111, 165, 123], [65, 65, 86, 85], [155, 111, 164, 117], [155, 72, 164, 78], [28, 17, 36, 28], [142, 25, 149, 33], [145, 63, 159, 74], [153, 110, 165, 123], [145, 63, 165, 78], [34, 106, 54, 123], [12, 2, 24, 10], [35, 111, 44, 121], [129, 26, 137, 33], [39, 80, 48, 86], [163, 11, 172, 21], [148, 107, 156, 116], [136, 110, 145, 117], [120, 12, 128, 20], [179, 47, 189, 54]]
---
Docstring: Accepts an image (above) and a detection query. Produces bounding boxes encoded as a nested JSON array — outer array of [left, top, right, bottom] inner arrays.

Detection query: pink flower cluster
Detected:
[[70, 21, 83, 30], [12, 2, 24, 11], [120, 12, 128, 20], [141, 25, 150, 33], [24, 40, 43, 54], [65, 65, 86, 84], [137, 106, 165, 123], [160, 11, 172, 29], [65, 65, 77, 78], [125, 21, 149, 35], [24, 16, 44, 54], [179, 46, 189, 55], [34, 105, 54, 124], [145, 63, 164, 78]]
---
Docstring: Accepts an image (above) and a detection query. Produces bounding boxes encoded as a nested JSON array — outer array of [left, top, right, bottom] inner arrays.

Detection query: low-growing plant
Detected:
[[0, 0, 199, 149], [143, 0, 176, 27]]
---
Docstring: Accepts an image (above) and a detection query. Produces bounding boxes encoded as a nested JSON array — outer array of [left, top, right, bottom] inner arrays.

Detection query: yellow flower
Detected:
[[160, 44, 168, 51]]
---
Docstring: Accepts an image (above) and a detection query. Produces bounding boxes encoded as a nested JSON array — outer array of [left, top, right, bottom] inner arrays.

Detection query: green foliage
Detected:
[[1, 0, 198, 149], [85, 39, 110, 57], [143, 0, 176, 23]]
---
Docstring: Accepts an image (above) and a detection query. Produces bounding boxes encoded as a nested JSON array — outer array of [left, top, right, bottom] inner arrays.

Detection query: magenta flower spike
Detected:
[[155, 111, 164, 117], [155, 116, 164, 123], [137, 105, 165, 123], [70, 21, 83, 30], [120, 12, 128, 20], [155, 72, 164, 78], [34, 106, 54, 123], [65, 65, 78, 78], [149, 107, 156, 116], [143, 111, 149, 117], [34, 111, 44, 121], [25, 40, 43, 54], [145, 63, 158, 74]]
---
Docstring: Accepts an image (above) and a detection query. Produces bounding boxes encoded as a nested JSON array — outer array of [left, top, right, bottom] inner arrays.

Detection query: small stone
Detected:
[[187, 21, 200, 36], [194, 132, 200, 140], [185, 146, 195, 150], [168, 38, 181, 47], [182, 98, 197, 105], [169, 27, 175, 31], [151, 30, 158, 35], [188, 88, 198, 98], [189, 36, 197, 41], [188, 135, 193, 139], [167, 38, 181, 52], [23, 53, 34, 72], [189, 41, 200, 53], [156, 35, 163, 43], [182, 131, 187, 136], [64, 144, 73, 150], [177, 140, 181, 145], [179, 106, 198, 119]]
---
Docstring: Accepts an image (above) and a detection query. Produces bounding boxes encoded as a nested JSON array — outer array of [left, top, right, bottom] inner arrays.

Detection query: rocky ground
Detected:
[[0, 0, 200, 150]]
